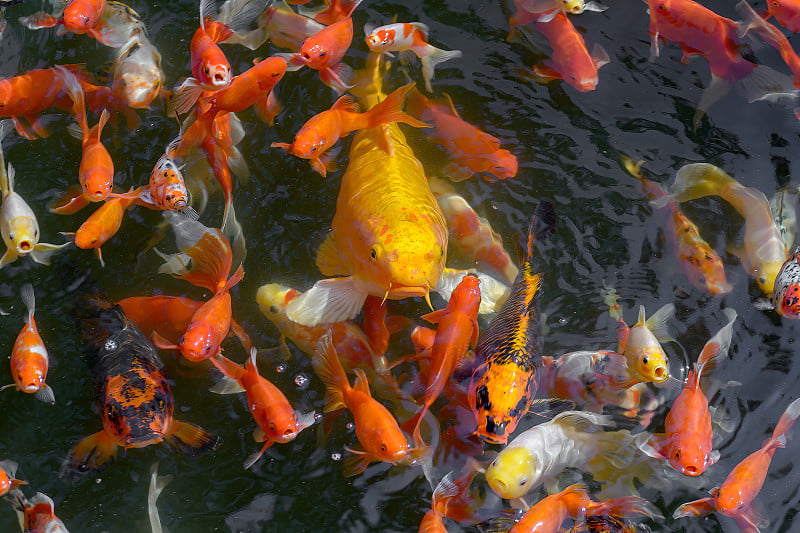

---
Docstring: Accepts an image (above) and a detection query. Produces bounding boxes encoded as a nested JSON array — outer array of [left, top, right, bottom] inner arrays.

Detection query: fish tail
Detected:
[[525, 198, 557, 263], [363, 82, 429, 130], [419, 46, 462, 92], [693, 309, 737, 385], [19, 283, 35, 322], [671, 163, 739, 203], [586, 496, 665, 523], [312, 333, 350, 412], [55, 65, 88, 136], [178, 231, 234, 293], [165, 419, 221, 455], [401, 85, 428, 121], [769, 397, 800, 447]]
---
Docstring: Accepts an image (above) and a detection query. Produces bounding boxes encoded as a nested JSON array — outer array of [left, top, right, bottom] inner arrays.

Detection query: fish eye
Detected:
[[440, 247, 445, 258], [269, 423, 276, 431], [759, 276, 767, 283], [380, 443, 387, 452], [642, 357, 649, 365], [269, 305, 279, 314], [7, 232, 13, 241], [675, 450, 680, 458], [318, 52, 326, 57], [204, 66, 210, 75], [370, 247, 378, 261], [519, 478, 527, 486], [272, 71, 280, 77], [157, 399, 165, 409]]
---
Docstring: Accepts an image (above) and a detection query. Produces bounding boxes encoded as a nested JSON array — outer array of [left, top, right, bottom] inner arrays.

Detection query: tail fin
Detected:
[[55, 65, 88, 137], [312, 332, 350, 412], [420, 47, 462, 92], [768, 396, 800, 448], [175, 231, 233, 293], [362, 82, 429, 130], [671, 163, 739, 203], [586, 495, 665, 523], [20, 283, 35, 322], [693, 309, 737, 385]]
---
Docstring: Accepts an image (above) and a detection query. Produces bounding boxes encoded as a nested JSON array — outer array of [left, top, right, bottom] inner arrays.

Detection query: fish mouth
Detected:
[[383, 281, 431, 301], [17, 240, 32, 253]]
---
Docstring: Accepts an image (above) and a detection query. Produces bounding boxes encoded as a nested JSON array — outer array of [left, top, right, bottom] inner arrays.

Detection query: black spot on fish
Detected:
[[476, 385, 491, 410]]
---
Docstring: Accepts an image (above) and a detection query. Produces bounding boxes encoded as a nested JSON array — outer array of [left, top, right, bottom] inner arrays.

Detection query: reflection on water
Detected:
[[0, 0, 799, 531]]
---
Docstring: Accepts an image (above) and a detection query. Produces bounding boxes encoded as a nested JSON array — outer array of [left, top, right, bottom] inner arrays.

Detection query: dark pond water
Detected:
[[1, 0, 800, 531]]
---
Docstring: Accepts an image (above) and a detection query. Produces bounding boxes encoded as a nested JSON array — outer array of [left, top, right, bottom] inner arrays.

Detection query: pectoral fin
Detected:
[[30, 242, 70, 265], [286, 277, 368, 326], [61, 431, 119, 481], [315, 233, 351, 276], [164, 420, 220, 456]]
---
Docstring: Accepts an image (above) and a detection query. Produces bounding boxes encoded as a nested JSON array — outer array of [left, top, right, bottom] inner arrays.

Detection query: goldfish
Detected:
[[419, 464, 483, 530], [73, 194, 136, 267], [405, 274, 481, 448], [467, 200, 554, 445], [140, 139, 189, 211], [762, 0, 800, 32], [281, 0, 363, 93], [768, 249, 800, 318], [9, 490, 69, 533], [0, 461, 24, 497], [0, 122, 69, 268], [637, 309, 737, 476], [312, 332, 411, 476], [147, 463, 171, 533], [271, 82, 428, 176], [210, 349, 316, 469], [429, 177, 518, 283], [622, 157, 731, 296], [65, 292, 219, 479], [484, 411, 640, 500], [284, 53, 448, 326], [111, 28, 165, 110], [154, 215, 244, 363], [405, 88, 517, 182], [674, 397, 800, 531], [189, 0, 240, 92], [664, 163, 788, 298], [19, 0, 106, 38], [72, 107, 114, 204], [364, 22, 462, 93], [298, 0, 360, 25], [738, 1, 800, 88], [1, 284, 55, 404], [225, 0, 325, 52]]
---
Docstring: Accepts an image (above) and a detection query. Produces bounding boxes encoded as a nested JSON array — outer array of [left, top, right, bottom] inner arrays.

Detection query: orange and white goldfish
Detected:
[[73, 194, 136, 267], [9, 490, 69, 533], [762, 0, 800, 32], [484, 411, 638, 500], [271, 82, 428, 176], [623, 157, 731, 296], [0, 122, 69, 268], [418, 466, 484, 532], [521, 11, 609, 92], [637, 309, 737, 476], [664, 163, 788, 298], [405, 89, 517, 182], [364, 22, 462, 92], [210, 349, 316, 469], [429, 177, 518, 283], [674, 397, 800, 531], [0, 461, 24, 497], [141, 139, 189, 211], [313, 332, 412, 476], [284, 53, 448, 326], [1, 284, 55, 404], [468, 201, 553, 445]]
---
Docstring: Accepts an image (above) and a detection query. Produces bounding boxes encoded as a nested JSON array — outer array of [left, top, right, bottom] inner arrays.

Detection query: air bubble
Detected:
[[276, 363, 288, 373], [346, 422, 355, 431], [331, 453, 341, 461], [104, 339, 118, 351], [314, 412, 324, 422], [294, 373, 309, 389]]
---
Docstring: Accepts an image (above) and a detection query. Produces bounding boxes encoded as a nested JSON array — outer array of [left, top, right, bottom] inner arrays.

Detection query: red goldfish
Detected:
[[638, 309, 737, 476], [0, 461, 24, 497], [674, 397, 800, 531], [73, 195, 136, 266], [406, 274, 481, 448], [762, 0, 800, 32], [190, 0, 234, 92], [524, 11, 609, 92], [299, 0, 360, 25], [1, 284, 55, 404], [364, 22, 462, 92], [210, 349, 315, 469], [312, 332, 411, 476], [738, 1, 800, 88], [405, 88, 517, 181], [9, 491, 68, 533], [19, 0, 106, 37], [271, 82, 428, 176]]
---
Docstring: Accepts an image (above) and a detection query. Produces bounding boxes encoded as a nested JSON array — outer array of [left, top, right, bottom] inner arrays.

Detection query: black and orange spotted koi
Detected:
[[467, 199, 555, 445], [63, 291, 219, 480], [772, 249, 800, 318]]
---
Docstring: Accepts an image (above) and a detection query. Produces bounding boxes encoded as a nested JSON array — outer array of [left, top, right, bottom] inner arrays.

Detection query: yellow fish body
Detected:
[[287, 53, 447, 326]]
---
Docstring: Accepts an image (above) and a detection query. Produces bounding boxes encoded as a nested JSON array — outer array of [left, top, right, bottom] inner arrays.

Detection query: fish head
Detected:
[[115, 67, 163, 109], [195, 51, 232, 91], [371, 424, 409, 464], [563, 0, 585, 14], [289, 132, 327, 160], [468, 361, 534, 445], [178, 323, 218, 362], [713, 485, 748, 517], [300, 39, 334, 70], [667, 441, 716, 477], [625, 319, 669, 383], [682, 246, 732, 296], [567, 70, 599, 92], [365, 27, 396, 51], [62, 3, 100, 34], [157, 183, 189, 211], [758, 261, 784, 301], [485, 446, 537, 499], [449, 274, 482, 312], [102, 371, 173, 448], [483, 150, 518, 180], [255, 283, 297, 327], [14, 360, 45, 393], [74, 222, 102, 249], [4, 213, 39, 256], [260, 410, 300, 444], [82, 171, 113, 202]]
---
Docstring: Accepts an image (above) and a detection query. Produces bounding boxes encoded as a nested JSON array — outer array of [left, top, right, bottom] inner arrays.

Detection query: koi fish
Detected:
[[284, 52, 448, 326], [622, 157, 731, 296], [769, 249, 800, 318], [468, 200, 554, 445], [19, 0, 106, 37], [0, 460, 24, 497], [364, 22, 462, 93], [521, 11, 609, 92], [9, 490, 69, 533], [484, 411, 639, 500], [312, 332, 411, 476], [674, 397, 800, 531], [762, 0, 800, 32], [210, 348, 316, 469], [147, 463, 171, 533], [664, 163, 788, 298], [738, 1, 800, 88], [73, 194, 136, 267], [405, 89, 517, 182], [637, 309, 737, 476], [281, 0, 363, 93], [271, 82, 428, 176], [65, 291, 219, 479], [429, 177, 518, 283], [1, 284, 55, 404], [0, 122, 68, 267]]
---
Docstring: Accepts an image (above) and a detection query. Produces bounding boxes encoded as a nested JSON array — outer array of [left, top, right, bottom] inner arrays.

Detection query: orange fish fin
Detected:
[[243, 439, 274, 470], [342, 447, 374, 477], [441, 93, 461, 118], [315, 233, 350, 276], [18, 12, 61, 30], [255, 90, 282, 125], [385, 315, 411, 335], [673, 497, 716, 518], [62, 431, 118, 480], [352, 368, 372, 397], [421, 308, 448, 324], [330, 95, 360, 113], [179, 231, 233, 292], [320, 63, 355, 95], [530, 63, 562, 82], [312, 333, 349, 412], [152, 331, 179, 351], [229, 318, 253, 353], [636, 432, 668, 461], [165, 419, 220, 455], [364, 82, 429, 130], [209, 353, 246, 381], [49, 187, 89, 214], [469, 320, 479, 349], [310, 157, 328, 177]]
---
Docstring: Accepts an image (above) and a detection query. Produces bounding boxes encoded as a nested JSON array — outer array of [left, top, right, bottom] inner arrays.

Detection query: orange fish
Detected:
[[638, 310, 736, 476], [271, 82, 428, 176], [406, 275, 480, 448], [674, 396, 800, 531], [299, 0, 360, 25], [525, 11, 609, 92], [73, 194, 136, 266], [1, 284, 55, 404], [312, 332, 411, 476], [405, 88, 517, 181], [145, 142, 189, 211], [9, 491, 68, 533], [763, 0, 800, 32], [0, 461, 24, 497], [738, 1, 800, 88], [19, 0, 107, 38], [190, 0, 234, 92], [210, 349, 315, 469]]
